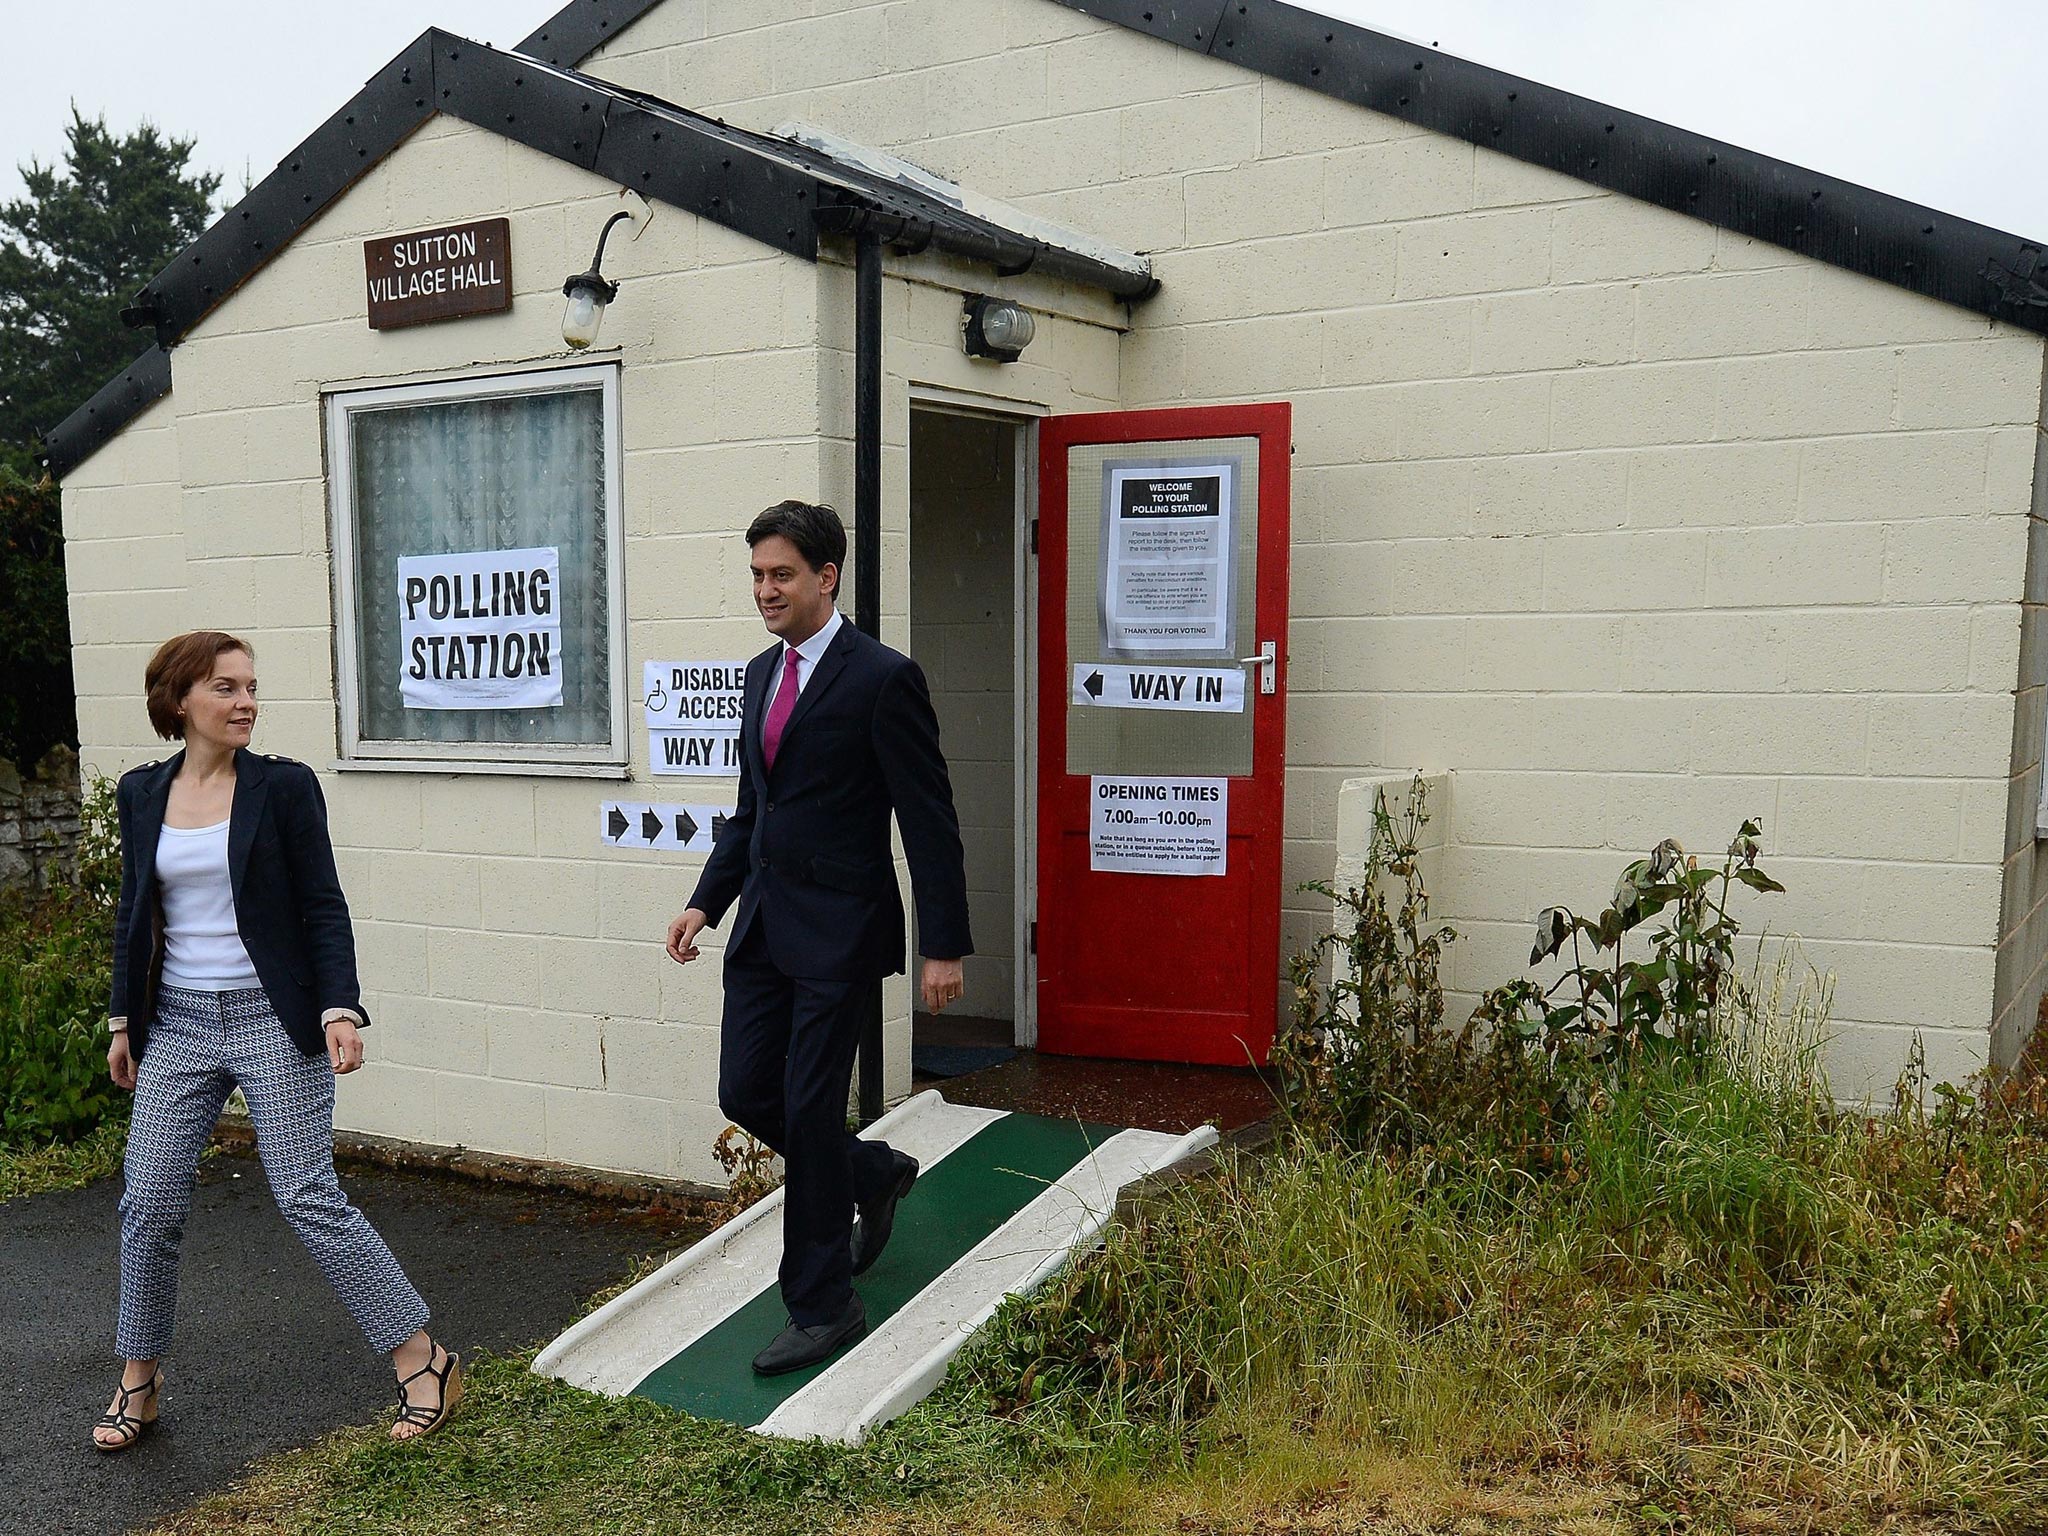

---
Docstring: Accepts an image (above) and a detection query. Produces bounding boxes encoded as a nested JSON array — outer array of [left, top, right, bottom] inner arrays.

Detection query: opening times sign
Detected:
[[1101, 461, 1236, 658], [1089, 776, 1228, 876]]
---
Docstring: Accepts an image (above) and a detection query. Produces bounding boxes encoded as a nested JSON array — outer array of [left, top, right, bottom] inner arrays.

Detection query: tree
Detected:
[[0, 110, 219, 764]]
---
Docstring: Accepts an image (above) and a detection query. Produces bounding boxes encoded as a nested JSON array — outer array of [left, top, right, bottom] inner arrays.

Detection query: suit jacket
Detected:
[[688, 619, 973, 980], [111, 748, 370, 1060]]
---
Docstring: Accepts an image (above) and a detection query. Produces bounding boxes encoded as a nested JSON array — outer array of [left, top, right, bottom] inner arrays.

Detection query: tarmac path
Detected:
[[0, 1151, 707, 1536]]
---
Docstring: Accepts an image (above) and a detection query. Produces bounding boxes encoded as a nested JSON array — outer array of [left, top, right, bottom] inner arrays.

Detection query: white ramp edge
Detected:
[[534, 1089, 1002, 1397], [762, 1121, 1218, 1444], [532, 1093, 1221, 1444]]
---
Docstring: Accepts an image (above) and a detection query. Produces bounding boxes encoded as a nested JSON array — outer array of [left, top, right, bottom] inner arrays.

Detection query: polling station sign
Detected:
[[1101, 460, 1236, 659], [398, 546, 563, 710], [645, 659, 747, 777], [1089, 776, 1228, 876]]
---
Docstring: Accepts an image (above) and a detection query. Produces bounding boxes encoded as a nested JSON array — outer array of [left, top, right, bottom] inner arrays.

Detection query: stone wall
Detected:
[[0, 746, 81, 891]]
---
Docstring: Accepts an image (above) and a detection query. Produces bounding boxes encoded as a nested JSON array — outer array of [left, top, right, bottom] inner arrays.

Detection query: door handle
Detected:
[[1238, 640, 1277, 695]]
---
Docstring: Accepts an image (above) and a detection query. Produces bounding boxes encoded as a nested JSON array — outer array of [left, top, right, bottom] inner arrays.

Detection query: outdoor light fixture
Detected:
[[562, 210, 633, 349], [962, 295, 1035, 362]]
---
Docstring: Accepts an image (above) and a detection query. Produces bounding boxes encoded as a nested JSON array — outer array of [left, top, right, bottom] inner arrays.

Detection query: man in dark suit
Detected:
[[667, 499, 972, 1375]]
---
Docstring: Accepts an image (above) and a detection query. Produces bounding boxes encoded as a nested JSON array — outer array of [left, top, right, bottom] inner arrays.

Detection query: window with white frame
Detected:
[[326, 365, 625, 767]]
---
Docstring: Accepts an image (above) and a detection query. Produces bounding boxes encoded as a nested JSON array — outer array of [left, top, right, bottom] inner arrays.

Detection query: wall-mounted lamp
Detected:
[[562, 210, 633, 349], [962, 295, 1035, 363]]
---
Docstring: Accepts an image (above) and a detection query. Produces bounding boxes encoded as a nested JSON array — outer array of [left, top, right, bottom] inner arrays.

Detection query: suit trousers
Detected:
[[717, 922, 898, 1326], [115, 985, 430, 1360]]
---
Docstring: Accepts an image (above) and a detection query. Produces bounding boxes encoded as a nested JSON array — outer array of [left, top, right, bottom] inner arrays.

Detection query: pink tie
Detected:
[[761, 646, 802, 772]]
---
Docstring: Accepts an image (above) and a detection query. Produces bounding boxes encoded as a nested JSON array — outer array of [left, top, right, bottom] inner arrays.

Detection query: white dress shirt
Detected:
[[780, 606, 843, 700]]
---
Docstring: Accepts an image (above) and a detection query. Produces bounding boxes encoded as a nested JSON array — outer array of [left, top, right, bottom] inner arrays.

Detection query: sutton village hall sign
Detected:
[[363, 218, 512, 329]]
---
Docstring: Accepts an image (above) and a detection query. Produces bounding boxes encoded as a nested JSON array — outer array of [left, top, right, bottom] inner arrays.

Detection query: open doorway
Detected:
[[908, 401, 1031, 1079]]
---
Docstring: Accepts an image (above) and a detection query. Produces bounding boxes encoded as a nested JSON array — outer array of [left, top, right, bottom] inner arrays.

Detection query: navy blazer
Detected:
[[688, 619, 973, 980], [111, 748, 370, 1060]]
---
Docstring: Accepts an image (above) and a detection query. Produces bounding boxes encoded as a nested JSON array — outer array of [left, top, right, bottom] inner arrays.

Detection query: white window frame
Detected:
[[325, 363, 628, 770]]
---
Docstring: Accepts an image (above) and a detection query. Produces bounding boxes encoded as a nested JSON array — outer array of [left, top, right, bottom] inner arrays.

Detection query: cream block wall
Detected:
[[581, 0, 2048, 1096], [60, 116, 852, 1183]]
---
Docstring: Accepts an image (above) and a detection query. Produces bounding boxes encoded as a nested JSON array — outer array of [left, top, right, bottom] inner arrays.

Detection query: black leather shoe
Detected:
[[851, 1151, 919, 1276], [751, 1294, 867, 1376]]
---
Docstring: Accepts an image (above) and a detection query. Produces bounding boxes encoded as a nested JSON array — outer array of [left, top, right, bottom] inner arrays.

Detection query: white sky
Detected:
[[0, 1, 2041, 242]]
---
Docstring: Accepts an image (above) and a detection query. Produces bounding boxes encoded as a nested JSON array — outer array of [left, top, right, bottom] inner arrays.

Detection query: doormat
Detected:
[[912, 1044, 1019, 1079]]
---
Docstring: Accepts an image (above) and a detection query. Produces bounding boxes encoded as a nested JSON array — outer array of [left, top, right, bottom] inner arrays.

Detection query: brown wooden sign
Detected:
[[363, 218, 512, 330]]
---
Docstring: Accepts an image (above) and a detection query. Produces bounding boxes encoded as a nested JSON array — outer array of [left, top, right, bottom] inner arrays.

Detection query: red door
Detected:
[[1035, 404, 1291, 1067]]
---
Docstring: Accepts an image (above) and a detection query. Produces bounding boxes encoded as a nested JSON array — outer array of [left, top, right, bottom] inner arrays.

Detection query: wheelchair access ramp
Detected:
[[532, 1090, 1218, 1442]]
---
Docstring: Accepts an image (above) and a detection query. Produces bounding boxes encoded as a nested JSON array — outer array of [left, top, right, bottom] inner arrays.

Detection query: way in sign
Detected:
[[1071, 662, 1245, 714], [599, 801, 731, 854]]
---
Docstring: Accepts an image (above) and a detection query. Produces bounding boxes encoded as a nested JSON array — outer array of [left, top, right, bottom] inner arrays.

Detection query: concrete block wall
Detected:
[[1994, 385, 2048, 1066], [61, 117, 849, 1183], [580, 0, 2048, 1096]]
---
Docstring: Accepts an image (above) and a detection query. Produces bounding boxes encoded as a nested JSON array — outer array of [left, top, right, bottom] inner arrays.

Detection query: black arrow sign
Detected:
[[1083, 670, 1104, 699], [677, 810, 699, 845], [712, 813, 730, 843], [607, 806, 629, 842], [640, 808, 662, 844]]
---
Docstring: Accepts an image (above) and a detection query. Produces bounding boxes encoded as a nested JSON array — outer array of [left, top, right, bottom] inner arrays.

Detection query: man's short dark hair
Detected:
[[747, 500, 846, 588]]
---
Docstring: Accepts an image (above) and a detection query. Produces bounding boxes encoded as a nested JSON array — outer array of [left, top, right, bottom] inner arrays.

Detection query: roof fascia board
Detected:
[[124, 32, 439, 349], [42, 0, 653, 478], [515, 0, 669, 67], [434, 47, 819, 261], [1060, 0, 2048, 335], [42, 347, 173, 481]]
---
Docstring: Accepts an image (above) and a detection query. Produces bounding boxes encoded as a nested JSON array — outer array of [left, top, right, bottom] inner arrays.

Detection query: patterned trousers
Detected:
[[116, 985, 430, 1360]]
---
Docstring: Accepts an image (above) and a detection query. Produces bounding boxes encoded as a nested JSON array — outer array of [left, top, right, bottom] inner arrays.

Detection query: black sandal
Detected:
[[392, 1340, 462, 1440], [92, 1369, 162, 1453]]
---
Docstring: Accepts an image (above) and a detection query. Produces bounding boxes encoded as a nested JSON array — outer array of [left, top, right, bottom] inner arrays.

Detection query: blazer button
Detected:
[[765, 801, 774, 812], [759, 857, 770, 869]]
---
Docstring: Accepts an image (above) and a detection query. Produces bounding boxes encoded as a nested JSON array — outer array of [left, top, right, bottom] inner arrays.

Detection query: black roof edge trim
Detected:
[[42, 346, 173, 480], [51, 6, 1163, 478], [129, 31, 440, 348], [45, 0, 663, 480], [516, 0, 668, 67], [1062, 0, 2048, 335]]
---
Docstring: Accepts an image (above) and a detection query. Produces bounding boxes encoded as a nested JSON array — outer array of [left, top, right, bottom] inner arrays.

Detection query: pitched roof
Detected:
[[44, 4, 1153, 479], [1055, 0, 2048, 334], [48, 0, 2048, 476]]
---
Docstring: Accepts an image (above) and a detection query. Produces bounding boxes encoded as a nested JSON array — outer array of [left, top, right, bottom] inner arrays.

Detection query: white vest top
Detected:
[[156, 820, 263, 991]]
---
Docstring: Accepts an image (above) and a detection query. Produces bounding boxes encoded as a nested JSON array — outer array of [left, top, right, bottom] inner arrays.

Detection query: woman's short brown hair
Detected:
[[144, 631, 255, 741]]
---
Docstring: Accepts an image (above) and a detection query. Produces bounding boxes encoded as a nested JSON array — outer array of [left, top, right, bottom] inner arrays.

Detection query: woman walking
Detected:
[[93, 630, 460, 1451]]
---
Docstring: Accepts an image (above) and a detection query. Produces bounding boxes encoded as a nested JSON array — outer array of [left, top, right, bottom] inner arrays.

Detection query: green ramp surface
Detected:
[[632, 1111, 1114, 1424]]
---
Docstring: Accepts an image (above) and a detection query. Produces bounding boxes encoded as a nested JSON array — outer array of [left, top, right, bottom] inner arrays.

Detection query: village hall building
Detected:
[[47, 0, 2048, 1183]]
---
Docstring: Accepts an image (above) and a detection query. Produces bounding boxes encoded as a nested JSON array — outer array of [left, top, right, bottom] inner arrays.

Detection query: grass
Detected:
[[134, 960, 2048, 1536], [0, 1114, 128, 1201]]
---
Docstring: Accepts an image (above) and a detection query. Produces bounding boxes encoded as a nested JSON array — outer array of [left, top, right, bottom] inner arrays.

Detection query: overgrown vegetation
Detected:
[[0, 771, 122, 1149], [955, 781, 2048, 1528], [122, 781, 2048, 1532]]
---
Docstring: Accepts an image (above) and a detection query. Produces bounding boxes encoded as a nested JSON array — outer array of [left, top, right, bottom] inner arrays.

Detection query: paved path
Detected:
[[0, 1152, 708, 1536]]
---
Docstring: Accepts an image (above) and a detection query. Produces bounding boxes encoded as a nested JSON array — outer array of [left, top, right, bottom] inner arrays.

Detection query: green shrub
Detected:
[[0, 771, 121, 1145], [960, 965, 2048, 1522]]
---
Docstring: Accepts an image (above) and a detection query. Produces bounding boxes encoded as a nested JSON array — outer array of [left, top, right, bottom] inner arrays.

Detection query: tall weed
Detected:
[[962, 941, 2048, 1524]]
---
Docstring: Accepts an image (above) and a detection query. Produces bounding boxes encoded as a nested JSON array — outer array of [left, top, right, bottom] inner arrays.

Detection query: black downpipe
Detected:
[[853, 229, 885, 1127]]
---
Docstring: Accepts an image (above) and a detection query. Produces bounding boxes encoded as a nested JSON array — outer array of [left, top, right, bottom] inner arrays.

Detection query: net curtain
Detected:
[[349, 386, 611, 747]]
